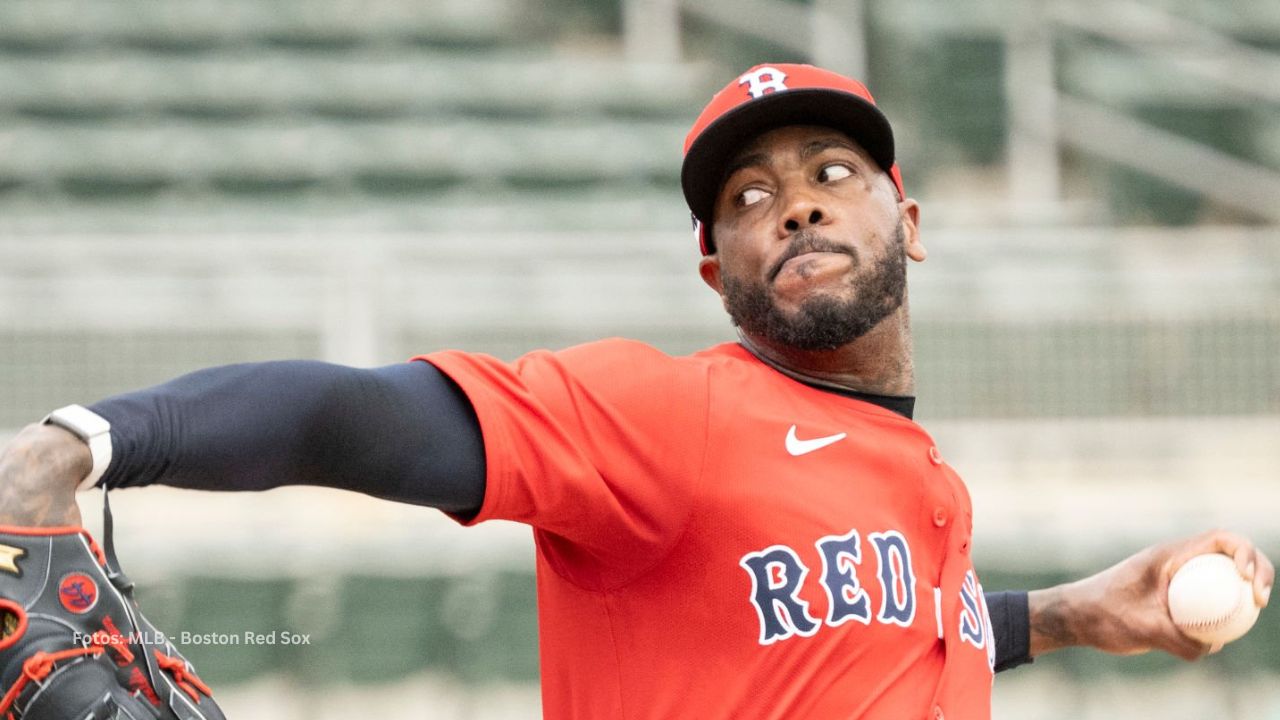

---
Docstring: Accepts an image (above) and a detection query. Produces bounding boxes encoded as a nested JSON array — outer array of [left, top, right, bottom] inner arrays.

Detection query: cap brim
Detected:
[[680, 88, 896, 226]]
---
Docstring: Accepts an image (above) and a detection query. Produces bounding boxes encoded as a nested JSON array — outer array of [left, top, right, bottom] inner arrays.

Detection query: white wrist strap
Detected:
[[42, 404, 113, 492]]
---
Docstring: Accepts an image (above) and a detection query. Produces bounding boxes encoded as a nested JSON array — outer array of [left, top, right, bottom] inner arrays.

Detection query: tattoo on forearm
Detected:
[[0, 429, 84, 526], [1031, 594, 1079, 649]]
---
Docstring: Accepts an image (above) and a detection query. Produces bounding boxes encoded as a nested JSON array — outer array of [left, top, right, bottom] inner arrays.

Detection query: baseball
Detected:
[[1167, 553, 1261, 645]]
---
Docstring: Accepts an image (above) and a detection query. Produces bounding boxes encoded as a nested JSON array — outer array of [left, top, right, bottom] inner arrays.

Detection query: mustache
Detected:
[[767, 231, 855, 282]]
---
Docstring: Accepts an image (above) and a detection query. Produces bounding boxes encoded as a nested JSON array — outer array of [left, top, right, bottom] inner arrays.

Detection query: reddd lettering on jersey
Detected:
[[740, 527, 993, 666]]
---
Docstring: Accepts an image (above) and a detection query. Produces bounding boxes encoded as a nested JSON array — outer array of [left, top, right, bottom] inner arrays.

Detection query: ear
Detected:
[[898, 198, 927, 262], [698, 254, 723, 294]]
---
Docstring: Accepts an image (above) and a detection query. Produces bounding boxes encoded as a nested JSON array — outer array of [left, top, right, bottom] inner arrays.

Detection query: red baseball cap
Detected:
[[681, 63, 905, 255]]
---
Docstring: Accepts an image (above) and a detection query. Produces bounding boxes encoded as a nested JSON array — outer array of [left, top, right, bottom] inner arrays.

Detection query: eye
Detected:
[[817, 163, 853, 183], [737, 187, 771, 207]]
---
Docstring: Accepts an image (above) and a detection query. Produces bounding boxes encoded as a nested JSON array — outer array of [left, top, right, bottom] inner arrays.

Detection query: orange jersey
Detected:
[[423, 339, 993, 720]]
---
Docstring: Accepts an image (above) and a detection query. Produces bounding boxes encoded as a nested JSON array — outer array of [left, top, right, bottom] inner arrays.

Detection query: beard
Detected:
[[721, 222, 907, 351]]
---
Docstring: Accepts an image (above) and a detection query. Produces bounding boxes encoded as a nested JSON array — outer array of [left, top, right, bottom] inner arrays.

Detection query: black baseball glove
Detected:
[[0, 498, 224, 719]]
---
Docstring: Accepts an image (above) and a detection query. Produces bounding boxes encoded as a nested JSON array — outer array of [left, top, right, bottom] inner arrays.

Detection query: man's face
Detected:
[[699, 125, 923, 352]]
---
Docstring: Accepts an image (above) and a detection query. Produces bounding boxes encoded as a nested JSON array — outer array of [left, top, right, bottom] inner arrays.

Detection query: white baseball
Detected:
[[1167, 553, 1261, 645]]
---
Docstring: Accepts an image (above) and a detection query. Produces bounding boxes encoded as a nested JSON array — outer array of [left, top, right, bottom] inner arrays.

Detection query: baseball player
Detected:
[[0, 63, 1273, 719]]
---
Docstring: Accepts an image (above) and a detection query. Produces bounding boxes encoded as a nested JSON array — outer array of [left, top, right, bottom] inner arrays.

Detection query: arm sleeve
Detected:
[[87, 360, 486, 515], [985, 590, 1033, 673]]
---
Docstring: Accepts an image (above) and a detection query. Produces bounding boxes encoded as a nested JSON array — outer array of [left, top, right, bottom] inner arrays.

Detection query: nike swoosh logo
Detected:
[[785, 425, 847, 456]]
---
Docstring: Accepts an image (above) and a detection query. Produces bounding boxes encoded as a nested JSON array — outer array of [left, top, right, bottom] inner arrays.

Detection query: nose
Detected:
[[777, 190, 829, 237]]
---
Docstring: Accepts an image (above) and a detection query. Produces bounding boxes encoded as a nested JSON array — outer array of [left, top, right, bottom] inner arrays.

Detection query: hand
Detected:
[[0, 423, 88, 526], [1028, 529, 1274, 660]]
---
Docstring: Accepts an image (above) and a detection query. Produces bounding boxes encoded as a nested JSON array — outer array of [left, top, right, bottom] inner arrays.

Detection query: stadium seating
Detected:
[[0, 2, 1277, 708]]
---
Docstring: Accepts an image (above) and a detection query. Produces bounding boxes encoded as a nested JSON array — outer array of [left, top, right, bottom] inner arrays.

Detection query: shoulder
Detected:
[[508, 340, 710, 416], [424, 338, 738, 406], [550, 338, 753, 370], [525, 338, 714, 383], [552, 337, 679, 366]]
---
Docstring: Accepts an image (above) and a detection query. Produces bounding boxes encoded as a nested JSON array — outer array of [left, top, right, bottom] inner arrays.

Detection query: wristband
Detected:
[[42, 404, 113, 492]]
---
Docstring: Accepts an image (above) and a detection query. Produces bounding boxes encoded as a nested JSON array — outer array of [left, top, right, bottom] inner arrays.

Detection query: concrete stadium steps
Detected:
[[0, 0, 540, 50], [0, 187, 690, 233], [0, 52, 717, 121], [1256, 117, 1280, 167], [1058, 44, 1275, 113], [1118, 0, 1280, 41], [871, 0, 1280, 38], [0, 0, 718, 206], [1053, 43, 1280, 165], [1054, 44, 1279, 224], [0, 119, 690, 194]]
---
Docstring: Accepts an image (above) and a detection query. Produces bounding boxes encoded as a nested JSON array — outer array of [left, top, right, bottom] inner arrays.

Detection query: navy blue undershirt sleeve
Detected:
[[986, 590, 1033, 672], [88, 360, 486, 516]]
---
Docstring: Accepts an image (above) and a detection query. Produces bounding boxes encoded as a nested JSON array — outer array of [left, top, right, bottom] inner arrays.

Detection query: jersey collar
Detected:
[[733, 340, 916, 419]]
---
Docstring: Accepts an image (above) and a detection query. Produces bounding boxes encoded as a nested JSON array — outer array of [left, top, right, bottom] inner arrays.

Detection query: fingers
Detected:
[[1163, 626, 1210, 662], [1197, 528, 1251, 566], [1165, 529, 1274, 609], [1220, 533, 1274, 608], [1252, 547, 1274, 608]]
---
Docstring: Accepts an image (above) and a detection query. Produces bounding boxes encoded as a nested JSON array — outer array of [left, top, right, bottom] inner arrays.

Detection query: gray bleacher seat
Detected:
[[1059, 44, 1261, 109], [0, 0, 537, 49], [0, 119, 689, 193], [1140, 0, 1280, 41], [1058, 42, 1267, 224], [0, 51, 716, 121], [1255, 116, 1280, 168]]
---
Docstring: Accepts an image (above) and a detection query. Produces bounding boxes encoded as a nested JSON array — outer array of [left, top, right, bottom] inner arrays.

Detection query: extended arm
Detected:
[[0, 361, 486, 526]]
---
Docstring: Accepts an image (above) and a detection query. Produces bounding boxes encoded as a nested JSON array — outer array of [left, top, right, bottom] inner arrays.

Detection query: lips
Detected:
[[779, 250, 834, 269], [769, 241, 855, 282]]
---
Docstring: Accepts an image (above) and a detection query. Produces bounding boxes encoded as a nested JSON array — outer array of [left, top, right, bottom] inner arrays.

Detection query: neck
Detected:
[[737, 306, 915, 397]]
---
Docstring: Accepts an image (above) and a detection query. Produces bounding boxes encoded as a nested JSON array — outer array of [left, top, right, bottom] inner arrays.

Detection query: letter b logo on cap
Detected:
[[738, 66, 788, 98]]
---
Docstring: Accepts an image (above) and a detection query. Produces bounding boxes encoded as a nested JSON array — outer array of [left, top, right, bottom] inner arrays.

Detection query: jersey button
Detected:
[[932, 507, 948, 527], [932, 705, 945, 720], [928, 446, 943, 465]]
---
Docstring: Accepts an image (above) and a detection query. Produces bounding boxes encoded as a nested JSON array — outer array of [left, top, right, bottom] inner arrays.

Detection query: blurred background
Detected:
[[0, 0, 1277, 717]]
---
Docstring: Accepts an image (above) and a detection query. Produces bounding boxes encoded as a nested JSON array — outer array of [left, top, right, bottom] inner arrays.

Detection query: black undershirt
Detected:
[[88, 356, 1031, 672], [804, 384, 917, 420]]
